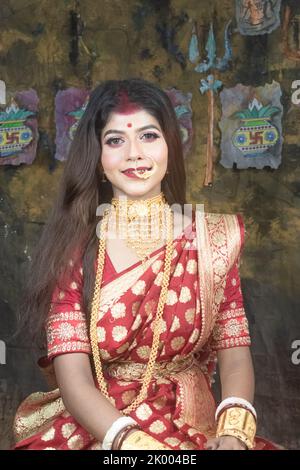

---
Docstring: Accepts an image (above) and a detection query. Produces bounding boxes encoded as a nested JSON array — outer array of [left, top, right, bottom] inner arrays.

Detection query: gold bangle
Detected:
[[216, 407, 257, 449], [120, 430, 171, 450]]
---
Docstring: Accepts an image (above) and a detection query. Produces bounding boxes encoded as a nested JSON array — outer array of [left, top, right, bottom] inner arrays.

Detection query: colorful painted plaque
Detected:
[[165, 88, 193, 158], [0, 80, 5, 105], [219, 82, 283, 169], [55, 88, 89, 161], [0, 89, 39, 166], [282, 3, 300, 61], [236, 0, 282, 36]]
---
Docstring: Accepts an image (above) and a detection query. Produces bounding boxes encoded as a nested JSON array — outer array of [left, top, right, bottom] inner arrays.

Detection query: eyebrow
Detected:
[[103, 125, 161, 138]]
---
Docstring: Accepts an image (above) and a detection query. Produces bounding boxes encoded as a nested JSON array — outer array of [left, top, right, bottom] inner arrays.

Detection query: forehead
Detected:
[[103, 109, 161, 130]]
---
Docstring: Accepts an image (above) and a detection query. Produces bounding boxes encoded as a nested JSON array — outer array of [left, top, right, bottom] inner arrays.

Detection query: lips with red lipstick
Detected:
[[121, 166, 153, 176]]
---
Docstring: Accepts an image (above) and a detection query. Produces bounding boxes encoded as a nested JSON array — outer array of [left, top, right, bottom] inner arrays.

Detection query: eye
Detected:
[[141, 132, 160, 141], [105, 137, 124, 146]]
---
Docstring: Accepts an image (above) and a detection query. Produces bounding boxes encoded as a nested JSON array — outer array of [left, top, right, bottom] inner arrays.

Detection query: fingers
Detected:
[[216, 436, 247, 450], [204, 438, 220, 450], [205, 436, 247, 450]]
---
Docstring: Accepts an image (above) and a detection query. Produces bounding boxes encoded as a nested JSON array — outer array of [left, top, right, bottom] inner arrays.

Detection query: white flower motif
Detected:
[[173, 263, 184, 277], [151, 260, 163, 274], [170, 316, 180, 332], [111, 302, 126, 319], [166, 289, 178, 306], [57, 323, 75, 341], [112, 325, 127, 342], [131, 280, 146, 296], [97, 326, 106, 343], [135, 403, 153, 421], [179, 286, 191, 303], [187, 259, 197, 275]]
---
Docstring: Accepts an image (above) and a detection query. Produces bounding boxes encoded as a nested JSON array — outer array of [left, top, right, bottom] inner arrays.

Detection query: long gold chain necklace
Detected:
[[90, 199, 174, 414]]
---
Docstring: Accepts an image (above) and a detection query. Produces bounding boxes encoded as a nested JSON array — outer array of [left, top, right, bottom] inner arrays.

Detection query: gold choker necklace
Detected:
[[109, 192, 169, 262]]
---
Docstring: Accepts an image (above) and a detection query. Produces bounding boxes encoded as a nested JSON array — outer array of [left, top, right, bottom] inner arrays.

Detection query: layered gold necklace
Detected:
[[90, 192, 174, 414]]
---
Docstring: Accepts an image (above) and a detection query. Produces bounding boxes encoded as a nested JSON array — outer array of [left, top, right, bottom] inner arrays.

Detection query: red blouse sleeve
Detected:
[[211, 216, 251, 351], [46, 258, 91, 361]]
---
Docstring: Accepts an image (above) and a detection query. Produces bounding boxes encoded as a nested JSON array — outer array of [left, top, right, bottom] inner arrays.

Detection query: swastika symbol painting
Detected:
[[219, 82, 283, 169]]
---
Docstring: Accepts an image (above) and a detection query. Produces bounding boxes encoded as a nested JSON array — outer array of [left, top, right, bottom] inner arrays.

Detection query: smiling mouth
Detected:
[[122, 167, 154, 178]]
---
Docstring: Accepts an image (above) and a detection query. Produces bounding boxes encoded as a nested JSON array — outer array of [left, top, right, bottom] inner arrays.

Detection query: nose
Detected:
[[127, 137, 143, 161]]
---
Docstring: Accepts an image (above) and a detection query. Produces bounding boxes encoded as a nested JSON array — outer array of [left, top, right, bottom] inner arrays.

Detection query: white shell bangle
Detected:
[[215, 397, 257, 421], [102, 416, 138, 450]]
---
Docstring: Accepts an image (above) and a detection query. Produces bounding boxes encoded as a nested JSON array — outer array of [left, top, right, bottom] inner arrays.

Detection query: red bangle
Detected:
[[112, 424, 141, 450], [216, 403, 257, 422]]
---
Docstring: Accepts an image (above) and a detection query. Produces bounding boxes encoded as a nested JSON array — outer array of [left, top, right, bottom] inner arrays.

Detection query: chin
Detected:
[[115, 184, 161, 200]]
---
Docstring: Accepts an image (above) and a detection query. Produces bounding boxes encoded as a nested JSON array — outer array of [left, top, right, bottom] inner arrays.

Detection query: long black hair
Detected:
[[18, 78, 187, 348]]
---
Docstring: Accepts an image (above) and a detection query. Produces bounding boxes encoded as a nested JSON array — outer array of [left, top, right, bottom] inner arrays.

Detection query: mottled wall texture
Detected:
[[0, 0, 299, 450]]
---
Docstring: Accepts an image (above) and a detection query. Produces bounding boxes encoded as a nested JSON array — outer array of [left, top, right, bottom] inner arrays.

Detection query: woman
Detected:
[[13, 78, 278, 450]]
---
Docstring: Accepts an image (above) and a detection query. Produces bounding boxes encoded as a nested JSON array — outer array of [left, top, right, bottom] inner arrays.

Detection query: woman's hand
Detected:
[[205, 436, 247, 450]]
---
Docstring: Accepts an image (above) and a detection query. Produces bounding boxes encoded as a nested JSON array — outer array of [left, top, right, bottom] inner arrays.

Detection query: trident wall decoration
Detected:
[[189, 20, 232, 186]]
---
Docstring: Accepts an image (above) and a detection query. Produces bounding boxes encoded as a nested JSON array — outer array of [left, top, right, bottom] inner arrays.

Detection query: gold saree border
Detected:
[[194, 211, 243, 350], [173, 364, 216, 438], [13, 389, 64, 444]]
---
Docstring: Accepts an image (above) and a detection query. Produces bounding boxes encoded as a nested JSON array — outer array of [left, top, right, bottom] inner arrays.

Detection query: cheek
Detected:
[[101, 148, 123, 171], [150, 140, 168, 164]]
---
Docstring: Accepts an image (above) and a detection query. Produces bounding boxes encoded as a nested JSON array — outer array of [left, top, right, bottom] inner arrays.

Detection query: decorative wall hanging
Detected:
[[0, 80, 5, 105], [189, 20, 233, 186], [0, 89, 39, 166], [219, 81, 283, 169], [235, 0, 282, 36], [55, 88, 89, 161], [164, 88, 193, 158], [282, 2, 300, 61]]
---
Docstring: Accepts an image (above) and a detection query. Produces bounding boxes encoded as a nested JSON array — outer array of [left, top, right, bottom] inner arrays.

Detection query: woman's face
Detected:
[[100, 109, 168, 200]]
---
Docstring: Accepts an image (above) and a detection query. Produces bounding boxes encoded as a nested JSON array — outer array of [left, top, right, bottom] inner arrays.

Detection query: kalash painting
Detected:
[[219, 81, 283, 169], [0, 89, 39, 166]]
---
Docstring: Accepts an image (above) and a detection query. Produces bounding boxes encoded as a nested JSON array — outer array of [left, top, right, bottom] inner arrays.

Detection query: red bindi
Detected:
[[127, 123, 132, 127]]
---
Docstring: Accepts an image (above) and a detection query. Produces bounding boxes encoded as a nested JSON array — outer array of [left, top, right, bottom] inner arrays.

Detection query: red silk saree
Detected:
[[13, 211, 278, 450]]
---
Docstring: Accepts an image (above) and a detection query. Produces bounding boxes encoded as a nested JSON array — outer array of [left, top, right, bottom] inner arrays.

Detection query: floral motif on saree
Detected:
[[13, 211, 277, 450]]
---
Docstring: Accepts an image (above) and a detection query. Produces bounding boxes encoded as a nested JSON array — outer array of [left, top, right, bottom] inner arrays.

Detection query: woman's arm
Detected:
[[54, 353, 122, 443], [205, 346, 255, 450], [217, 346, 255, 402]]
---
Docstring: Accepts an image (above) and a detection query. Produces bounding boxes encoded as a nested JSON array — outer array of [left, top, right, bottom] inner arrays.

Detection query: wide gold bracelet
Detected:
[[216, 406, 257, 449], [120, 430, 171, 450]]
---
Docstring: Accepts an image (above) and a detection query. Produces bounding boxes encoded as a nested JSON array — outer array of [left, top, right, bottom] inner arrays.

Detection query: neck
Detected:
[[111, 192, 165, 206], [108, 192, 169, 241]]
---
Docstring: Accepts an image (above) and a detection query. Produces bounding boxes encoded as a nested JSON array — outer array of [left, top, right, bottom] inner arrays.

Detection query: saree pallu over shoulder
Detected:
[[195, 211, 244, 350]]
